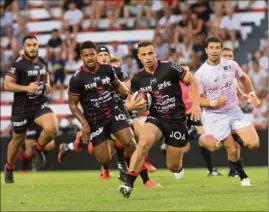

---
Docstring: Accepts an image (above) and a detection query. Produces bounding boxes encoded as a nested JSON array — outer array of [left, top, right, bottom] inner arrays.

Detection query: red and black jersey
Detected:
[[6, 56, 49, 115], [68, 64, 120, 125], [131, 60, 187, 122]]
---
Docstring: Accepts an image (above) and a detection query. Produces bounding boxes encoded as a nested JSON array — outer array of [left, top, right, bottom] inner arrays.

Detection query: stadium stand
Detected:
[[0, 0, 268, 135]]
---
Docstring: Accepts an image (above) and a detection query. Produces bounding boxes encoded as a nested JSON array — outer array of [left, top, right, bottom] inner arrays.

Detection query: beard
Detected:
[[24, 50, 38, 59]]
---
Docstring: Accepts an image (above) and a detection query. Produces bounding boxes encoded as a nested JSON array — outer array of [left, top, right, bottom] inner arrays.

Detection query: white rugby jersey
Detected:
[[195, 58, 243, 113]]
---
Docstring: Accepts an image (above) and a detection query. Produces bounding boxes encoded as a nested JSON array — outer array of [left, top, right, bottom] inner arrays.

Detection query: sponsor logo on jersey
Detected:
[[158, 80, 172, 90]]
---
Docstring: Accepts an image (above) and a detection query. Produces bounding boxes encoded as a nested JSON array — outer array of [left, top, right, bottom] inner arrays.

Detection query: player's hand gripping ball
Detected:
[[132, 91, 152, 114]]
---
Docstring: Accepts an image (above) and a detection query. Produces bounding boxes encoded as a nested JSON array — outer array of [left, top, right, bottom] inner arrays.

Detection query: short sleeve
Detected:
[[170, 62, 186, 80], [68, 75, 83, 96], [110, 66, 119, 83], [232, 61, 243, 78], [131, 75, 140, 93], [6, 62, 20, 80], [194, 70, 205, 95]]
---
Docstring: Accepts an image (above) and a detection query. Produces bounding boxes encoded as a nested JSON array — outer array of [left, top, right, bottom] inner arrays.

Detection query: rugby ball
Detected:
[[132, 91, 152, 114]]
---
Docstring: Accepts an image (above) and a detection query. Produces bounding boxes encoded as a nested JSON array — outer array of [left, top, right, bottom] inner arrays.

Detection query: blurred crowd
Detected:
[[0, 0, 268, 129]]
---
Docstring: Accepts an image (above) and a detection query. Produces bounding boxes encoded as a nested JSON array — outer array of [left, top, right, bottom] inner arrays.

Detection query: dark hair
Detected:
[[51, 29, 58, 33], [205, 36, 223, 48], [137, 40, 155, 52], [23, 35, 37, 44], [222, 47, 233, 52], [80, 41, 97, 55]]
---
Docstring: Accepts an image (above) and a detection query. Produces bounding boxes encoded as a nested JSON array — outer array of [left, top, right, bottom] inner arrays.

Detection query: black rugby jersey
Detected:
[[68, 64, 120, 125], [131, 60, 187, 122], [6, 56, 48, 115], [113, 66, 129, 109]]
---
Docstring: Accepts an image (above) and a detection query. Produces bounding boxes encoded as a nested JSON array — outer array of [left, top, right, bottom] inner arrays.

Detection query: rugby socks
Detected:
[[126, 171, 139, 188], [139, 167, 150, 184], [200, 146, 214, 172], [6, 163, 15, 171], [103, 163, 109, 170], [115, 141, 125, 162], [35, 143, 44, 152], [228, 158, 248, 180], [22, 153, 33, 171]]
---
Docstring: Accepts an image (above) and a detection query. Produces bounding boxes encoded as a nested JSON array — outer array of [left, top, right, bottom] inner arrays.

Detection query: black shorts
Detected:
[[186, 114, 202, 129], [89, 109, 130, 147], [145, 116, 188, 148], [26, 123, 42, 140], [11, 105, 53, 134]]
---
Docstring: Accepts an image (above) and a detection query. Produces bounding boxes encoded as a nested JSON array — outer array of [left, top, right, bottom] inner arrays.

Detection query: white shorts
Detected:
[[202, 107, 251, 142]]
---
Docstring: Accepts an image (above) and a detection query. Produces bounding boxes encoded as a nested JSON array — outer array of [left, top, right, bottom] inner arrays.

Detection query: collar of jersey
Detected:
[[143, 60, 159, 75], [82, 64, 100, 74]]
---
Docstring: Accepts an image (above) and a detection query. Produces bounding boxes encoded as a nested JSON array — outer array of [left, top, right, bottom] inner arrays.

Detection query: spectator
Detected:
[[0, 6, 12, 36], [62, 30, 78, 65], [10, 17, 29, 61], [188, 12, 206, 39], [46, 29, 63, 62], [248, 59, 268, 98], [108, 41, 127, 58], [89, 0, 104, 29], [158, 6, 177, 43], [51, 51, 66, 100], [124, 0, 151, 28], [173, 11, 189, 44], [125, 41, 142, 68], [208, 4, 224, 37], [153, 32, 169, 60], [190, 0, 212, 22], [42, 0, 60, 18], [105, 0, 123, 28], [122, 55, 139, 78], [62, 1, 83, 37], [150, 0, 163, 26], [191, 33, 207, 63], [176, 36, 192, 65], [219, 6, 241, 50]]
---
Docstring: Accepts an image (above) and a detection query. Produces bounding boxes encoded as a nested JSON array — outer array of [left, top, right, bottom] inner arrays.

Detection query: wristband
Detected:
[[210, 100, 217, 107]]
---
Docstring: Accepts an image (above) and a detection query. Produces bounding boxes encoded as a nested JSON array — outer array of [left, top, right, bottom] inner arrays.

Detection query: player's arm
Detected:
[[45, 72, 52, 94], [4, 75, 37, 93], [200, 95, 227, 108], [238, 71, 260, 107], [112, 78, 131, 98], [68, 94, 90, 143]]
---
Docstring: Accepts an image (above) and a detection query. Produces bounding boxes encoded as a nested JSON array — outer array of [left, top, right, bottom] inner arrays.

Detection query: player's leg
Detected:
[[22, 138, 36, 172], [33, 108, 58, 169], [166, 145, 185, 180], [118, 121, 162, 198], [99, 139, 115, 179], [133, 117, 156, 173], [93, 141, 112, 171], [44, 140, 56, 152], [196, 126, 222, 176], [58, 131, 85, 163], [222, 133, 250, 186], [5, 115, 30, 183], [234, 125, 259, 150]]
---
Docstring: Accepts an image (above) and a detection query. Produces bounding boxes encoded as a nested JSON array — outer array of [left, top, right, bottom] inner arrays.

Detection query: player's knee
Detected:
[[167, 163, 181, 173], [247, 138, 260, 149], [43, 125, 58, 137]]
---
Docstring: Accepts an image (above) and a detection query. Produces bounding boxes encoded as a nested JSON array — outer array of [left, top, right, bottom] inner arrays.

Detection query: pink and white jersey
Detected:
[[195, 58, 243, 113], [179, 81, 192, 114]]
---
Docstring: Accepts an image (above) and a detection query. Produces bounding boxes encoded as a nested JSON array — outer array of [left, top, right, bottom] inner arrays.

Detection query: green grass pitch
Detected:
[[1, 167, 268, 211]]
